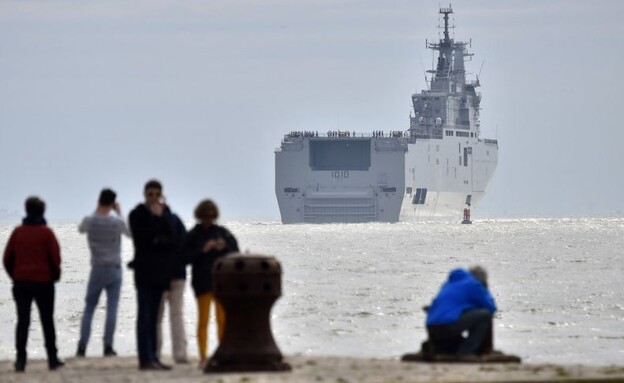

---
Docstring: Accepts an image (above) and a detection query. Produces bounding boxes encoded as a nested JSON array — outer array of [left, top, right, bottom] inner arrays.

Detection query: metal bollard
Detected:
[[205, 253, 291, 373]]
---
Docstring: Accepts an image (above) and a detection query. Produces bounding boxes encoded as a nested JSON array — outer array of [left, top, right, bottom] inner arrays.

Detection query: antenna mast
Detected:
[[439, 6, 453, 44]]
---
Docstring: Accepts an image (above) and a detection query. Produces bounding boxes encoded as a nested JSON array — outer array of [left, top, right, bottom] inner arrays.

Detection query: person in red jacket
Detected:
[[3, 196, 64, 372]]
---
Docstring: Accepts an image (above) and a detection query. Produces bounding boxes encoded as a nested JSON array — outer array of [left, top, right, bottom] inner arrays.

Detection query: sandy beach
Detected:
[[1, 355, 623, 383]]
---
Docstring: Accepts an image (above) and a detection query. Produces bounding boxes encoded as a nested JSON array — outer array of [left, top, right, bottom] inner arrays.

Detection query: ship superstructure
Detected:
[[400, 6, 498, 219]]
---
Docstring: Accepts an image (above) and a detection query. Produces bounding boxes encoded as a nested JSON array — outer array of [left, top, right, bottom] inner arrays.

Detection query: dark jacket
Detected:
[[170, 214, 188, 280], [3, 217, 61, 283], [181, 223, 239, 297], [129, 204, 185, 288], [426, 268, 497, 326]]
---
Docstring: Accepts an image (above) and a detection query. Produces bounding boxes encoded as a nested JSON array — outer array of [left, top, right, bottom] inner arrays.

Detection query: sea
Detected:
[[0, 218, 622, 365]]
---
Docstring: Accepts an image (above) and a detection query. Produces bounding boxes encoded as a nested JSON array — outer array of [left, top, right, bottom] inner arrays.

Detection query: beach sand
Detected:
[[1, 355, 623, 382]]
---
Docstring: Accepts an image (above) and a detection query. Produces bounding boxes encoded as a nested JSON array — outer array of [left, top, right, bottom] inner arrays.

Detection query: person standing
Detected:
[[180, 199, 238, 368], [156, 212, 189, 364], [129, 179, 184, 371], [3, 196, 64, 372], [76, 188, 130, 357], [425, 266, 497, 356]]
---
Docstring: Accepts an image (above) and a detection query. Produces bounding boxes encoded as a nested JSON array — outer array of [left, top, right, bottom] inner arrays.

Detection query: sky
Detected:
[[1, 0, 623, 221]]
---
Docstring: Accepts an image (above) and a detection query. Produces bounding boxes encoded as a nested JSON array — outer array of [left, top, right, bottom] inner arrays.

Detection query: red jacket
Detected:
[[3, 224, 61, 283]]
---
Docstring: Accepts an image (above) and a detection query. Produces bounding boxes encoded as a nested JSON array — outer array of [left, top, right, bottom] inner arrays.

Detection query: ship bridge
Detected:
[[409, 5, 481, 142]]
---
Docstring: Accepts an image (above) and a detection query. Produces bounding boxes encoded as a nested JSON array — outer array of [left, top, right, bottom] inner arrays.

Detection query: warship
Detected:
[[275, 6, 498, 223]]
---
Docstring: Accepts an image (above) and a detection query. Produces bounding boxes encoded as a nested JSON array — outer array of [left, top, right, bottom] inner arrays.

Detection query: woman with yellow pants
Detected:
[[181, 200, 239, 368]]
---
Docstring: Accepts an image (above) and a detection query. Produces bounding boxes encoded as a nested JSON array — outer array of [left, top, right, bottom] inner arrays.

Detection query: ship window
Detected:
[[406, 187, 412, 196], [412, 188, 427, 205], [464, 148, 469, 167], [309, 139, 371, 171]]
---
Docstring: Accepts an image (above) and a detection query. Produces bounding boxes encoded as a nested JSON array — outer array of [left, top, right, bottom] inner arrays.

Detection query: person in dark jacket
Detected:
[[180, 199, 238, 367], [426, 266, 496, 355], [155, 212, 188, 364], [128, 179, 185, 371], [2, 196, 64, 372]]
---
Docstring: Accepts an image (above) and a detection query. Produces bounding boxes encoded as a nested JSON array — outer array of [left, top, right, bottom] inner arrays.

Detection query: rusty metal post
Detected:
[[205, 253, 291, 373]]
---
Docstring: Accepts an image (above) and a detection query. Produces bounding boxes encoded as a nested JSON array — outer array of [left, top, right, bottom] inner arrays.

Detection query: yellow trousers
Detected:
[[196, 292, 225, 360]]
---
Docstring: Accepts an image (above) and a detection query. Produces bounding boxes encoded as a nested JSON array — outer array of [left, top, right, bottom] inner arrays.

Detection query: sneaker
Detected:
[[76, 344, 86, 357], [104, 346, 117, 357], [155, 360, 172, 370], [139, 361, 163, 371], [197, 358, 207, 370], [14, 360, 26, 373], [49, 358, 65, 370], [139, 361, 171, 371]]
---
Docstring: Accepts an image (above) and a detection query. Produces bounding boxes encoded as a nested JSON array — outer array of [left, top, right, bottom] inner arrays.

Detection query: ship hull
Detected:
[[400, 137, 498, 219], [401, 190, 486, 219], [275, 135, 406, 224]]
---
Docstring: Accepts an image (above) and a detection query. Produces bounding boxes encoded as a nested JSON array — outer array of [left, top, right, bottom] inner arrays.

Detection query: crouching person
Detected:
[[425, 266, 495, 356]]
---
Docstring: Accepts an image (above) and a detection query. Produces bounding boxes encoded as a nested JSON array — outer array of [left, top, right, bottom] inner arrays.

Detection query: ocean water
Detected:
[[0, 218, 623, 365]]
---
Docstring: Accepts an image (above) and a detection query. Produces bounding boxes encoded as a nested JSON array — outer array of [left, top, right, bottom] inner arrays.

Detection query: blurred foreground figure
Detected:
[[3, 197, 64, 372], [180, 199, 238, 368], [426, 266, 496, 355], [76, 188, 130, 357], [129, 179, 185, 371], [402, 265, 521, 363]]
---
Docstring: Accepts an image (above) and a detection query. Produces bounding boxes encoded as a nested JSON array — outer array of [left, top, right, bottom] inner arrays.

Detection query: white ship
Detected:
[[275, 6, 497, 224], [401, 6, 498, 219]]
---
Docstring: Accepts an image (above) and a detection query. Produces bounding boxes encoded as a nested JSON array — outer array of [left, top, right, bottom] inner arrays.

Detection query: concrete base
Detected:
[[402, 350, 522, 363], [1, 355, 622, 382]]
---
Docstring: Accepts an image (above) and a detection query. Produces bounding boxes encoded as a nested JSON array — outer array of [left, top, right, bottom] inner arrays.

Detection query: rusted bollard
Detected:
[[205, 253, 291, 373]]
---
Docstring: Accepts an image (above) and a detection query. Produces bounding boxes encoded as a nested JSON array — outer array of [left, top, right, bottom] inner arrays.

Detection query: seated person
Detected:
[[425, 266, 496, 355]]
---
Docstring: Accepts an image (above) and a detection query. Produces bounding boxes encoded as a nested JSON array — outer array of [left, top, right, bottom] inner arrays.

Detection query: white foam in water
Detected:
[[1, 218, 623, 364]]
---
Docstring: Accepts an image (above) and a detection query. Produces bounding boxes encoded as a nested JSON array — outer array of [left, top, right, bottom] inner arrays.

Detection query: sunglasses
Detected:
[[146, 190, 162, 198]]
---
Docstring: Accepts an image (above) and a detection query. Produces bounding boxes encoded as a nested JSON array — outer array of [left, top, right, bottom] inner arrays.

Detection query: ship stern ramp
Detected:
[[275, 135, 406, 224]]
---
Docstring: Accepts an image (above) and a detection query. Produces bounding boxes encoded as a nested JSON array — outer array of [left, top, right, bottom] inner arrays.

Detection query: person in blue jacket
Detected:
[[426, 266, 496, 355]]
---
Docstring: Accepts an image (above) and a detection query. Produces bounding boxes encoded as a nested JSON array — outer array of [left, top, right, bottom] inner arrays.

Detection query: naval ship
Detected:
[[275, 6, 498, 224]]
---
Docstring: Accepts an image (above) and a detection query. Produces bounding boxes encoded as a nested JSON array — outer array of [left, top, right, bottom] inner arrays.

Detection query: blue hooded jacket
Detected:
[[426, 268, 497, 325]]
